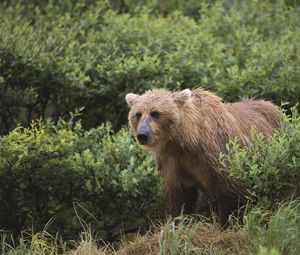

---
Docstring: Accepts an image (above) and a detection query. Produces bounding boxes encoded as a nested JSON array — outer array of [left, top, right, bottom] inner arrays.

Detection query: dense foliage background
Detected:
[[0, 0, 299, 245], [0, 113, 164, 241], [1, 0, 299, 133]]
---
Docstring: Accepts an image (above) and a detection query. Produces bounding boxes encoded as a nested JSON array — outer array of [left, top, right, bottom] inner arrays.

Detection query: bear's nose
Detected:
[[137, 133, 149, 145]]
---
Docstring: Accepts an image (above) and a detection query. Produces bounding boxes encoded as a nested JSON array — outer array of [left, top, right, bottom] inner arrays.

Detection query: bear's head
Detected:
[[126, 89, 192, 152]]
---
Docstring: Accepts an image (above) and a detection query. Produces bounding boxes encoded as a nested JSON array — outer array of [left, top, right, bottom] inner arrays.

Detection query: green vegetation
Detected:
[[0, 0, 299, 133], [245, 200, 300, 255], [0, 0, 299, 254], [0, 113, 163, 241]]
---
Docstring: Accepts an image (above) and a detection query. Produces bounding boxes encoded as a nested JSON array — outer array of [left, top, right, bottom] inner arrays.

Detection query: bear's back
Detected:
[[224, 99, 283, 138]]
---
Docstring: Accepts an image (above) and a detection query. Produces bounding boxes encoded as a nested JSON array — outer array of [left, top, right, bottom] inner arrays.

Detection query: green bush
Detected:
[[0, 0, 300, 133], [220, 107, 300, 206], [0, 113, 164, 241], [2, 0, 208, 19]]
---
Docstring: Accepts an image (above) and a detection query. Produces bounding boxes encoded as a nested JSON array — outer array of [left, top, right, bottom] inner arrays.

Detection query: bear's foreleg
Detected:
[[216, 192, 246, 227], [165, 185, 198, 217]]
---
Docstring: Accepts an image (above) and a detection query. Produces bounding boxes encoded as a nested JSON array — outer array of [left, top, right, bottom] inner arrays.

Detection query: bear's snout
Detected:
[[136, 118, 153, 145], [137, 133, 149, 144]]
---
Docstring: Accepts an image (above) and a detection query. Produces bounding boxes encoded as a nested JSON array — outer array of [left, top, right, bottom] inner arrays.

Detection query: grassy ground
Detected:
[[2, 200, 300, 255]]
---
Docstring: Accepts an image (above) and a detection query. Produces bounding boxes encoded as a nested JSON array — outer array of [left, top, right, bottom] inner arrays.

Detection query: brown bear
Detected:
[[125, 88, 284, 226]]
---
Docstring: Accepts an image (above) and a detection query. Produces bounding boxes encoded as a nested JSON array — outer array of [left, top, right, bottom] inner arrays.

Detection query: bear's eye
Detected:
[[150, 111, 160, 119], [135, 112, 142, 120]]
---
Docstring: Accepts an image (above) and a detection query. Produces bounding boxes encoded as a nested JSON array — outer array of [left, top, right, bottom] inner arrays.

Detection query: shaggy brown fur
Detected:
[[126, 88, 284, 226]]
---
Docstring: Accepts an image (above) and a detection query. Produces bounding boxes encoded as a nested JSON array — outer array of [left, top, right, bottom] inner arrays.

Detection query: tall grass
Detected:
[[245, 200, 300, 255], [1, 231, 68, 255], [1, 200, 299, 255]]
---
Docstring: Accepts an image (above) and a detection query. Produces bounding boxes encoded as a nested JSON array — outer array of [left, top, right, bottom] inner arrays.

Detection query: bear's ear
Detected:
[[125, 93, 139, 107], [174, 89, 192, 105]]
